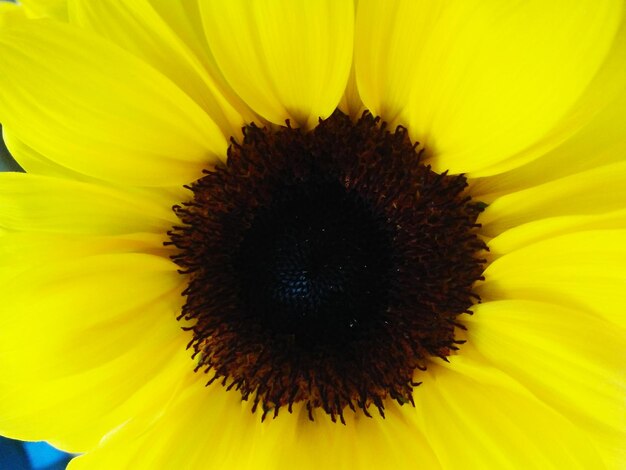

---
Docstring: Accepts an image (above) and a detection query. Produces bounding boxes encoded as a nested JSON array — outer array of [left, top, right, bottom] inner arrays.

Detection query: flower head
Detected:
[[0, 1, 624, 469]]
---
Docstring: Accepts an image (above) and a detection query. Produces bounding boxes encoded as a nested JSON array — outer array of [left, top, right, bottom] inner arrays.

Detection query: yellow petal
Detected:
[[413, 348, 604, 469], [2, 128, 192, 214], [146, 0, 260, 132], [479, 161, 626, 237], [69, 371, 440, 470], [200, 0, 354, 128], [269, 402, 440, 470], [0, 253, 192, 452], [0, 253, 181, 379], [471, 52, 626, 200], [467, 300, 626, 469], [67, 0, 249, 138], [0, 173, 175, 234], [19, 0, 68, 21], [338, 53, 365, 120], [67, 376, 268, 470], [0, 2, 23, 22], [488, 209, 626, 256], [479, 230, 626, 329], [0, 16, 225, 186], [0, 231, 168, 281], [337, 0, 363, 120], [2, 127, 88, 181], [355, 0, 622, 175]]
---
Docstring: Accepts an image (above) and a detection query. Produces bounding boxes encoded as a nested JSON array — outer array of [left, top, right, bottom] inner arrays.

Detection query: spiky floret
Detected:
[[167, 111, 487, 423]]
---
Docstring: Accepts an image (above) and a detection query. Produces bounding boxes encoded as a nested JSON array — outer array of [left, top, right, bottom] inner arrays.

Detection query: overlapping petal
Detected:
[[479, 161, 626, 237], [479, 230, 626, 329], [412, 350, 604, 469], [471, 67, 626, 199], [486, 209, 626, 256], [467, 300, 625, 468], [146, 0, 259, 129], [355, 0, 623, 175], [66, 0, 252, 138], [0, 14, 226, 187], [2, 128, 84, 180], [200, 0, 354, 128], [19, 0, 67, 21], [68, 376, 442, 470], [0, 253, 191, 452], [0, 173, 175, 235]]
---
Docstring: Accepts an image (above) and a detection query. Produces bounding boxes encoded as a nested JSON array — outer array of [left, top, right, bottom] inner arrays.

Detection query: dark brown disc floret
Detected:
[[166, 110, 487, 423]]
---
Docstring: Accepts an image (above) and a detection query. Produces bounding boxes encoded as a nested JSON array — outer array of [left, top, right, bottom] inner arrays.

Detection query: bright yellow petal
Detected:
[[0, 253, 192, 452], [0, 16, 225, 186], [69, 371, 441, 470], [0, 173, 175, 234], [19, 0, 68, 21], [269, 402, 440, 470], [472, 14, 626, 178], [0, 2, 22, 21], [200, 0, 354, 128], [0, 254, 181, 380], [66, 376, 269, 470], [338, 52, 365, 120], [337, 0, 364, 120], [78, 353, 603, 468], [355, 0, 622, 175], [479, 161, 626, 237], [2, 127, 87, 181], [479, 230, 626, 329], [413, 348, 604, 469], [471, 55, 626, 200], [0, 231, 168, 281], [66, 0, 250, 138], [467, 300, 626, 469], [487, 209, 626, 256], [146, 0, 260, 132], [2, 128, 192, 215]]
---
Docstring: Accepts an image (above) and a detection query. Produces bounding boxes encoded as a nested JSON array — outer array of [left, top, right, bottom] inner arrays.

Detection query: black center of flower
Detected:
[[167, 111, 487, 423], [235, 182, 392, 349]]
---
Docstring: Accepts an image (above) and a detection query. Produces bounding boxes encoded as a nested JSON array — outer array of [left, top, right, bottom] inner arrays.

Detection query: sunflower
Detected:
[[0, 0, 624, 469]]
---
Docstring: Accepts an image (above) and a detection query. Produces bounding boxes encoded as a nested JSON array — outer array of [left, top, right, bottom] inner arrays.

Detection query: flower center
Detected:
[[167, 111, 487, 423], [234, 181, 392, 350]]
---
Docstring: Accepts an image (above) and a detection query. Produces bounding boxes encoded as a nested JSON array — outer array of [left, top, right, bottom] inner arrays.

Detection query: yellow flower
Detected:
[[0, 1, 624, 469]]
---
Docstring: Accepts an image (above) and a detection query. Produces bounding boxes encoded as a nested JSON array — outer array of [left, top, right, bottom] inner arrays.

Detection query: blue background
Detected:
[[0, 438, 72, 470]]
